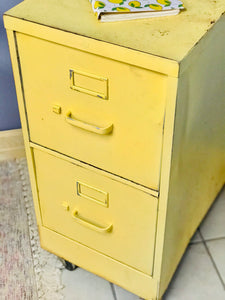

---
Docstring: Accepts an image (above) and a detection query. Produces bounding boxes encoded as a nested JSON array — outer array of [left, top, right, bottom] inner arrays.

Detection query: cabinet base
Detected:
[[39, 225, 158, 299]]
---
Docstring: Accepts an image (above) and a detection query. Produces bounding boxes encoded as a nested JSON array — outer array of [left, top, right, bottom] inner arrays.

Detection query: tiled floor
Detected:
[[61, 187, 225, 300]]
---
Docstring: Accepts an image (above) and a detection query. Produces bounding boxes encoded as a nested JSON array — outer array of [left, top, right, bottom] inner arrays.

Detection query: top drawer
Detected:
[[17, 33, 167, 190]]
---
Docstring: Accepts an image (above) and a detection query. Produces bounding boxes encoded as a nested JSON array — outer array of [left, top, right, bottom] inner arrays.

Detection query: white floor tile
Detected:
[[113, 284, 139, 300], [163, 243, 225, 300], [190, 230, 202, 243], [200, 187, 225, 240], [206, 238, 225, 285], [61, 267, 114, 300]]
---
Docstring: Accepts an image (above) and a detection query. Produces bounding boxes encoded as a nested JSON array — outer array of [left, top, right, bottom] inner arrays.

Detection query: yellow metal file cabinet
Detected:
[[4, 1, 225, 299]]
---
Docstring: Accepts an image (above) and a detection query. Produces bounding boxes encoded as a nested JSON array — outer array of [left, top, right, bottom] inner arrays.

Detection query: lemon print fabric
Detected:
[[114, 7, 131, 12], [157, 0, 171, 5], [129, 1, 141, 8], [94, 1, 106, 9], [148, 4, 163, 10], [108, 0, 125, 3], [90, 0, 184, 18]]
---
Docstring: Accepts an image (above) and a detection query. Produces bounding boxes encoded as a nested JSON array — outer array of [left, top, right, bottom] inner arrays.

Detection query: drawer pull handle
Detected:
[[66, 111, 113, 135], [72, 209, 113, 233]]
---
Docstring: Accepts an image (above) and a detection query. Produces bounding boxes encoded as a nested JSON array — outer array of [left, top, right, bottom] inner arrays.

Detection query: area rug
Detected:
[[0, 158, 64, 300]]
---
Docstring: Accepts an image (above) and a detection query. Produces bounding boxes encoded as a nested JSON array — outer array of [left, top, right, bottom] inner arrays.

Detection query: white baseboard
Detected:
[[0, 129, 26, 161]]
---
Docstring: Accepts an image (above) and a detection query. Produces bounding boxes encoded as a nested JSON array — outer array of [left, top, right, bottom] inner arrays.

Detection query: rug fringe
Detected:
[[16, 158, 65, 300]]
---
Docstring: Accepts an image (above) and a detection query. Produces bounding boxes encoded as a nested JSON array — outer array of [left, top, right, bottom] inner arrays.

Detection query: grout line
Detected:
[[189, 237, 225, 245], [110, 282, 117, 300], [189, 229, 203, 244], [189, 240, 204, 245], [202, 236, 225, 243], [199, 230, 225, 290], [189, 230, 225, 245]]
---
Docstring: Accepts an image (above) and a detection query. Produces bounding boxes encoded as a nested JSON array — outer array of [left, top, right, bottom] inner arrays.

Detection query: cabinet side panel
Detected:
[[5, 29, 42, 226], [159, 15, 225, 296]]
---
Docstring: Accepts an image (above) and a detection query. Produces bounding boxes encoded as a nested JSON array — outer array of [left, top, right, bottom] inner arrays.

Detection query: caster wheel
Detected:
[[62, 259, 77, 271]]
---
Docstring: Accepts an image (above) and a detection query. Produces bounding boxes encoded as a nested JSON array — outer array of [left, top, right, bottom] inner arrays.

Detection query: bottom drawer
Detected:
[[33, 148, 158, 275]]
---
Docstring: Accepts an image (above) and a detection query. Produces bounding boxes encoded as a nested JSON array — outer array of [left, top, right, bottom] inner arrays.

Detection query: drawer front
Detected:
[[17, 33, 167, 190], [33, 148, 158, 275]]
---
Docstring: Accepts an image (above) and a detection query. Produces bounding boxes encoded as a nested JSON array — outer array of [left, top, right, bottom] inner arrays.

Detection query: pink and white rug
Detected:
[[0, 158, 64, 300]]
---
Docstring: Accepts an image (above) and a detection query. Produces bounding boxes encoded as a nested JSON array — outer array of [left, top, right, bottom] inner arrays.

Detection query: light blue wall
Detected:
[[0, 0, 23, 131]]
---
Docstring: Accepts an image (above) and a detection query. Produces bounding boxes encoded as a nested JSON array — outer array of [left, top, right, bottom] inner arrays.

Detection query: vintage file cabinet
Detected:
[[4, 0, 225, 299]]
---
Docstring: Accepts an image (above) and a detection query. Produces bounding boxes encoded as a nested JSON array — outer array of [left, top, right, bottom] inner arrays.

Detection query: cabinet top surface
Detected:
[[5, 0, 225, 61]]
